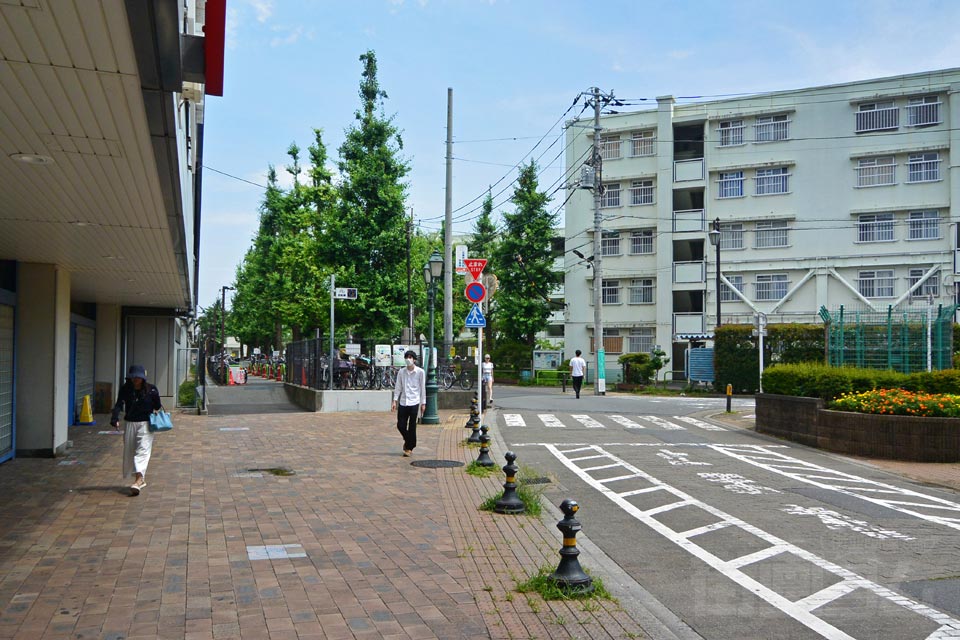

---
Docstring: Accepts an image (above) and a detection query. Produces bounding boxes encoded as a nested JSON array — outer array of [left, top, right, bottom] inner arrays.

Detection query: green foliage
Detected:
[[491, 161, 561, 346], [465, 460, 498, 478], [478, 480, 544, 517], [177, 379, 196, 407], [714, 324, 826, 393], [514, 565, 612, 601], [762, 362, 960, 400], [618, 353, 653, 384], [650, 347, 670, 385], [829, 389, 960, 417], [491, 340, 533, 374]]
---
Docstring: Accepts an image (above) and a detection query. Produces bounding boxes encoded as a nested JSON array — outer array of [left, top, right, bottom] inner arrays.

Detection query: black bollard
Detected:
[[476, 425, 495, 467], [467, 417, 481, 443], [494, 451, 525, 514], [548, 499, 594, 594]]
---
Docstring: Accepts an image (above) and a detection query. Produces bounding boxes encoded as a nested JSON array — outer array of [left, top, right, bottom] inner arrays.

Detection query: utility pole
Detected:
[[407, 207, 413, 343], [443, 87, 454, 362], [590, 87, 606, 396]]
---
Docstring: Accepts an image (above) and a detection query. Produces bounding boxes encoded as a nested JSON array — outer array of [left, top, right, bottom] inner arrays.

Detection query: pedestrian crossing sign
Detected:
[[465, 303, 486, 328]]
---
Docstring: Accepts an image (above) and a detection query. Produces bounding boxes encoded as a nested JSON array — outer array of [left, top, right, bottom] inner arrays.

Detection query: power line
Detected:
[[204, 165, 270, 189]]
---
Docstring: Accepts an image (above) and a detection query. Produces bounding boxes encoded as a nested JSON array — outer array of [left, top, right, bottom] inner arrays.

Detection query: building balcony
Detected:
[[673, 313, 705, 335], [674, 158, 704, 182], [673, 260, 705, 284], [673, 209, 704, 233], [548, 310, 565, 324]]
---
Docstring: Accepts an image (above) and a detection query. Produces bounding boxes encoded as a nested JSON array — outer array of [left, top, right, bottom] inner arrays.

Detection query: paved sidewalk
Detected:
[[0, 408, 655, 639]]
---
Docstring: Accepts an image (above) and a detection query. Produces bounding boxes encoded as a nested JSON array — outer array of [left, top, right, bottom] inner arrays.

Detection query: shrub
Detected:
[[714, 323, 825, 393], [618, 352, 653, 384], [829, 389, 960, 418], [178, 379, 197, 407], [762, 363, 960, 400]]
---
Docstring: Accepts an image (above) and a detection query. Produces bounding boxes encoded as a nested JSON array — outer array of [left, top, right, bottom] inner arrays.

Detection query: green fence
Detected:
[[821, 304, 957, 373]]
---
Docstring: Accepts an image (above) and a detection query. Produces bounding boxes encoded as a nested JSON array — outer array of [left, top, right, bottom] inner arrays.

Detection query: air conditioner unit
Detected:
[[580, 165, 595, 189]]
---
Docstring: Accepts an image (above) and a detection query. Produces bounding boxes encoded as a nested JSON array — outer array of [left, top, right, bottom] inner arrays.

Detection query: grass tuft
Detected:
[[465, 460, 498, 478], [515, 565, 612, 601]]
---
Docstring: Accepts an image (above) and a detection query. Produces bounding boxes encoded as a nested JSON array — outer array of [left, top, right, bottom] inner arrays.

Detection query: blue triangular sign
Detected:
[[465, 303, 486, 328]]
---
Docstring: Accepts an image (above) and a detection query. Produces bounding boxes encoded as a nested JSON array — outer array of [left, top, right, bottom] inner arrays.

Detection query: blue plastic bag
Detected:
[[149, 410, 173, 432]]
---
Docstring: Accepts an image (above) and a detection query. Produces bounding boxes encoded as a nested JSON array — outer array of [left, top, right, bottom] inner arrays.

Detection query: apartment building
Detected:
[[563, 68, 960, 381]]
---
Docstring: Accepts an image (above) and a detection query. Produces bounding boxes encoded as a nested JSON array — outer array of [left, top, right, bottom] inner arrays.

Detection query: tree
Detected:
[[492, 160, 561, 346]]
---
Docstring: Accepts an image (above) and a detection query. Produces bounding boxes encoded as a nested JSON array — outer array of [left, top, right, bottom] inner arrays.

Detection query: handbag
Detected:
[[149, 409, 173, 432]]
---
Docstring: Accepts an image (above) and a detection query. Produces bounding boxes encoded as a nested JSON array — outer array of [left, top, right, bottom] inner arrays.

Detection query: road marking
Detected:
[[796, 580, 868, 613], [568, 454, 610, 462], [503, 414, 526, 427], [582, 463, 622, 472], [638, 415, 686, 430], [511, 442, 790, 448], [544, 444, 960, 639], [673, 416, 727, 431], [698, 472, 780, 495], [711, 445, 960, 532], [782, 505, 915, 541], [609, 414, 644, 429], [571, 414, 606, 429], [657, 450, 712, 467], [678, 521, 733, 539], [537, 414, 566, 428]]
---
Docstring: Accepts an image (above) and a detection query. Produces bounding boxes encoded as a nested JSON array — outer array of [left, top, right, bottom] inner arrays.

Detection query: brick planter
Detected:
[[756, 394, 960, 462]]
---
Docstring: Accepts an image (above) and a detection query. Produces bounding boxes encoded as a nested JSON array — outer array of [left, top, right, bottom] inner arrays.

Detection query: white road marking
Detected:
[[796, 580, 867, 612], [782, 505, 915, 541], [711, 445, 960, 532], [673, 416, 727, 431], [571, 414, 606, 429], [658, 450, 712, 467], [503, 414, 526, 427], [582, 463, 621, 472], [638, 415, 686, 430], [537, 414, 566, 428], [698, 472, 780, 495], [609, 414, 644, 429], [544, 444, 960, 639], [511, 442, 789, 448]]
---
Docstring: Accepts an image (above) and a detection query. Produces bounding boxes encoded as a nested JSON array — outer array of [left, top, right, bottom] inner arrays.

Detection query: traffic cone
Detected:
[[275, 366, 282, 382], [77, 395, 96, 425], [228, 368, 236, 385]]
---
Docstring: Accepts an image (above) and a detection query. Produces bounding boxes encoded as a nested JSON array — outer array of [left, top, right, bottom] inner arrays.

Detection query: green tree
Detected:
[[492, 160, 560, 346]]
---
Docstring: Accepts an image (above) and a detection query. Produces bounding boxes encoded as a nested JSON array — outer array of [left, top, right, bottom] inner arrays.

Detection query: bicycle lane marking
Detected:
[[709, 445, 960, 532], [542, 443, 960, 640]]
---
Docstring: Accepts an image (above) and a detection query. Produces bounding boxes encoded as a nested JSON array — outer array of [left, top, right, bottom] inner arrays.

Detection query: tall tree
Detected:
[[326, 50, 410, 340], [492, 160, 560, 346]]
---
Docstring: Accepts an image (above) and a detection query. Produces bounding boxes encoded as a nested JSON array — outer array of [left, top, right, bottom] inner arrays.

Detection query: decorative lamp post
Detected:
[[707, 218, 722, 330], [421, 250, 443, 424], [220, 285, 235, 382]]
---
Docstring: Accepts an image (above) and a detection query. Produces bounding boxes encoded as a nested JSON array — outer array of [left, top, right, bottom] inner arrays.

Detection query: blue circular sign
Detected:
[[464, 281, 486, 303]]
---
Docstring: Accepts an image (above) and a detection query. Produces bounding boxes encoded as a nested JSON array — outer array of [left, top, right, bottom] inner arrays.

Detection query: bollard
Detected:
[[467, 418, 481, 443], [561, 372, 567, 393], [726, 383, 733, 413], [476, 425, 495, 467], [548, 499, 594, 594], [494, 451, 525, 514]]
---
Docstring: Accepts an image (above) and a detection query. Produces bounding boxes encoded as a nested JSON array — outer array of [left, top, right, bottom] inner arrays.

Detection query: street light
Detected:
[[220, 285, 235, 382], [421, 250, 443, 424], [707, 218, 722, 330]]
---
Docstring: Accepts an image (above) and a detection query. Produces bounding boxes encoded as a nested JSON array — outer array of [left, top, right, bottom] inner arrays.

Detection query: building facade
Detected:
[[564, 68, 960, 381]]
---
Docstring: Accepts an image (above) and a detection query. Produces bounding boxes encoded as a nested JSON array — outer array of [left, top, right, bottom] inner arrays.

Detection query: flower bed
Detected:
[[829, 389, 960, 418]]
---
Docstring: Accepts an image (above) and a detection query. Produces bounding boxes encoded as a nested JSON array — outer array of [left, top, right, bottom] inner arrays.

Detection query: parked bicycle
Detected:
[[439, 356, 474, 390]]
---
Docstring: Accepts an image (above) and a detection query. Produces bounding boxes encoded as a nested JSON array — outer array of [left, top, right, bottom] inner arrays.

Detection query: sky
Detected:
[[198, 0, 960, 309]]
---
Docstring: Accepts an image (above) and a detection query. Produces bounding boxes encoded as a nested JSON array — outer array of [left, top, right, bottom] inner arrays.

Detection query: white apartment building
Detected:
[[563, 68, 960, 381]]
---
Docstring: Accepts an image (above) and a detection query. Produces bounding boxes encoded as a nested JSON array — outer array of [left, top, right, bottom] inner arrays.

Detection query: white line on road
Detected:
[[571, 414, 606, 429], [638, 415, 686, 430], [537, 414, 566, 428], [609, 414, 644, 429], [673, 416, 727, 431], [503, 414, 526, 427]]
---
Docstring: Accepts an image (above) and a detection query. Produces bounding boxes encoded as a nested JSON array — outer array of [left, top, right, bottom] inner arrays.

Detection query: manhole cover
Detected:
[[521, 476, 551, 485], [411, 459, 465, 468]]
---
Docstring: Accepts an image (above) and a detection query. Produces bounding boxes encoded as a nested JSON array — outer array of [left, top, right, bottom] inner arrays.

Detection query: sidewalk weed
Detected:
[[465, 461, 498, 478], [515, 565, 612, 601], [478, 483, 543, 516]]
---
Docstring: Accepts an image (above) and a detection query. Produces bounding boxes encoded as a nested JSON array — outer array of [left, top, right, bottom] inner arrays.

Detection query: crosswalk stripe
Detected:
[[673, 416, 726, 431], [638, 415, 686, 430], [610, 415, 644, 429], [503, 414, 526, 427], [571, 414, 606, 429], [538, 414, 566, 428]]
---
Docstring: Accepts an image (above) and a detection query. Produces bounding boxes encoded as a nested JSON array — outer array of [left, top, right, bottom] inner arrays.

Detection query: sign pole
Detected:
[[329, 273, 335, 391], [477, 323, 483, 425]]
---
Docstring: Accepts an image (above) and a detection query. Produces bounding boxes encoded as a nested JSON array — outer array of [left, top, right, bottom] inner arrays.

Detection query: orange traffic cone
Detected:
[[228, 368, 236, 385]]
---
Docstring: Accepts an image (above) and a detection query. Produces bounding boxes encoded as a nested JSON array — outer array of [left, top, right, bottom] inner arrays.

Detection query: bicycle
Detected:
[[439, 356, 474, 390]]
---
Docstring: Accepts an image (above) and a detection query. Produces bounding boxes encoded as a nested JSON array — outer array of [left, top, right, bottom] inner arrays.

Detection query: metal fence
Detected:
[[822, 304, 956, 373]]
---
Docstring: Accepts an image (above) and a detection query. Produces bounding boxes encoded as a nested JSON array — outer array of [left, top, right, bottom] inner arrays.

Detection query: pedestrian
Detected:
[[110, 364, 162, 496], [482, 354, 495, 407], [569, 349, 587, 399], [392, 350, 426, 457]]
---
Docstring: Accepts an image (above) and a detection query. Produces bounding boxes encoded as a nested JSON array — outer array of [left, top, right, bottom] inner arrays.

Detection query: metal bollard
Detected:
[[561, 373, 567, 393], [726, 383, 733, 413], [467, 417, 481, 443], [476, 425, 495, 467], [494, 452, 525, 514], [548, 499, 594, 593]]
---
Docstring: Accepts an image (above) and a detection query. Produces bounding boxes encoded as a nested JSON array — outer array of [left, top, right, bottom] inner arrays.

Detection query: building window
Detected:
[[856, 156, 896, 187], [755, 167, 789, 195], [600, 135, 621, 160], [754, 114, 790, 142], [908, 268, 939, 299], [629, 179, 654, 205], [857, 270, 895, 298], [628, 278, 654, 304], [856, 101, 898, 132], [720, 223, 743, 250], [602, 327, 622, 354], [602, 279, 621, 304], [755, 220, 789, 248], [720, 275, 744, 302], [630, 130, 656, 157], [627, 327, 655, 354], [630, 229, 654, 254], [718, 120, 744, 147], [717, 171, 744, 198], [600, 182, 621, 208], [907, 152, 941, 183], [907, 210, 940, 240], [601, 231, 621, 256], [755, 274, 788, 301], [857, 213, 895, 243], [906, 96, 942, 127]]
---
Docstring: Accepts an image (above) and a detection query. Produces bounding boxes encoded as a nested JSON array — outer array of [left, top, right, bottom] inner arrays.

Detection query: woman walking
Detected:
[[481, 354, 495, 407], [110, 364, 162, 496]]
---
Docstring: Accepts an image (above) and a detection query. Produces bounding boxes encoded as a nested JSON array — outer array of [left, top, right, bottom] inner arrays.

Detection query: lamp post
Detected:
[[421, 250, 443, 424], [707, 218, 722, 330], [220, 285, 234, 382]]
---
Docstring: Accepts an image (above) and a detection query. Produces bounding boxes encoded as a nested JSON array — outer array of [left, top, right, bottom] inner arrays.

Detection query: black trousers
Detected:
[[572, 375, 584, 398], [396, 404, 419, 450]]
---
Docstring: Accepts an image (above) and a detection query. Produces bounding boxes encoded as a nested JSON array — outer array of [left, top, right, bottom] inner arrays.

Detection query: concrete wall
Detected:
[[95, 304, 121, 412], [283, 384, 392, 412]]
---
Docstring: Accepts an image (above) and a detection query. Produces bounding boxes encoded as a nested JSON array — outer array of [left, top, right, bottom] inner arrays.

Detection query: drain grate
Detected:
[[521, 476, 551, 485], [247, 467, 295, 476], [410, 459, 465, 469]]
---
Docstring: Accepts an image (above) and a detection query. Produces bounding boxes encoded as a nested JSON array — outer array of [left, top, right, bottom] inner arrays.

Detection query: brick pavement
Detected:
[[0, 408, 653, 639]]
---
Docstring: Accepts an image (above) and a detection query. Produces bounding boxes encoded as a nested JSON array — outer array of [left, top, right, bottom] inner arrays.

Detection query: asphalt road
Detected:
[[490, 386, 960, 640]]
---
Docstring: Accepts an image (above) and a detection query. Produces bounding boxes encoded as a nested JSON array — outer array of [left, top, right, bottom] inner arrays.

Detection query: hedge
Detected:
[[762, 362, 960, 401], [714, 324, 824, 393]]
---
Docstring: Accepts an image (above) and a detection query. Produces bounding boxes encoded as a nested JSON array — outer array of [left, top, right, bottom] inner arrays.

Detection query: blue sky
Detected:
[[199, 0, 960, 308]]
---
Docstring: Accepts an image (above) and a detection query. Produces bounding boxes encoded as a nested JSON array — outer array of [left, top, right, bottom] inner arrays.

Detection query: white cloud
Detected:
[[270, 25, 304, 47], [248, 0, 273, 23], [225, 7, 239, 50]]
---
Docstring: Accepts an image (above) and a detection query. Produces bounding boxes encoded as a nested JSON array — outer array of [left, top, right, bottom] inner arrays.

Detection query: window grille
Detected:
[[629, 179, 654, 205], [601, 231, 621, 256], [627, 327, 655, 354], [907, 210, 940, 240], [755, 274, 788, 301], [720, 223, 743, 250], [628, 279, 654, 304], [600, 136, 621, 160], [717, 171, 744, 198], [720, 275, 744, 302], [630, 229, 654, 254], [754, 114, 790, 142], [754, 167, 789, 195], [602, 279, 621, 304], [857, 270, 895, 298], [856, 101, 898, 132], [908, 268, 939, 298], [754, 220, 789, 248], [600, 183, 621, 208], [856, 156, 896, 187], [906, 152, 940, 183], [857, 213, 895, 242], [906, 96, 941, 127], [630, 131, 656, 157], [718, 120, 744, 147]]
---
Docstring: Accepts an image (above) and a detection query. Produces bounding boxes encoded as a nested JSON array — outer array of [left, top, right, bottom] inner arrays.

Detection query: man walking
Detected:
[[392, 350, 426, 457], [569, 349, 587, 399]]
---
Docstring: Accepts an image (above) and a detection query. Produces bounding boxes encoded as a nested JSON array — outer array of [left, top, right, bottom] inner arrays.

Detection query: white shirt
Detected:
[[570, 356, 587, 377], [482, 362, 494, 380], [394, 365, 426, 406]]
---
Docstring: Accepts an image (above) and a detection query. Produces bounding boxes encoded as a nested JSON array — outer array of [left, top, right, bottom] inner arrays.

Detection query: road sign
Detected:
[[334, 288, 357, 299], [464, 281, 486, 303], [464, 258, 487, 280], [465, 303, 486, 328], [482, 273, 499, 297], [455, 245, 468, 273]]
